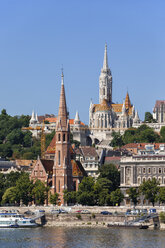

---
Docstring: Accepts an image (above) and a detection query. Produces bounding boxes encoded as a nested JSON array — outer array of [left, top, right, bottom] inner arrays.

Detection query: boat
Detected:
[[0, 212, 38, 228]]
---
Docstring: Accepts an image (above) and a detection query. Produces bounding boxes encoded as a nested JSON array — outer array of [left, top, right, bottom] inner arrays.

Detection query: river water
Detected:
[[0, 227, 164, 248]]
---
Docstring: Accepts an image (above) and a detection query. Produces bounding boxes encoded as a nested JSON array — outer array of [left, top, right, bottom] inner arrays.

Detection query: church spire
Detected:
[[57, 72, 67, 128], [103, 43, 108, 71], [125, 92, 131, 109]]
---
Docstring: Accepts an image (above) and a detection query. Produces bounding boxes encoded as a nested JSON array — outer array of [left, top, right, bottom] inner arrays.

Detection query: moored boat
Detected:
[[0, 212, 38, 228]]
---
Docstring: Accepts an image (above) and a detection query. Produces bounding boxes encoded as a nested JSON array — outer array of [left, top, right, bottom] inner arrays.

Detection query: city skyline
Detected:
[[0, 1, 165, 124]]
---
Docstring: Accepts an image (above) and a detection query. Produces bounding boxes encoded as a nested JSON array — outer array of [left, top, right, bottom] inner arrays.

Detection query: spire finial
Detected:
[[103, 43, 108, 70], [61, 66, 64, 85]]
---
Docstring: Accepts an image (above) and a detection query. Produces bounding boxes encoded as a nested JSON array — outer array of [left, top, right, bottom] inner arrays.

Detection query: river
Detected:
[[0, 227, 164, 248]]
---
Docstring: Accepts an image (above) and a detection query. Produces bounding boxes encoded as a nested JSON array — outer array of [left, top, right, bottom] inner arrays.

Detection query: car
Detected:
[[125, 209, 131, 215], [59, 209, 68, 214], [100, 211, 112, 215], [149, 208, 156, 214], [75, 210, 82, 213], [140, 209, 148, 214], [81, 210, 91, 214], [50, 209, 61, 214], [24, 210, 34, 215], [131, 209, 140, 215]]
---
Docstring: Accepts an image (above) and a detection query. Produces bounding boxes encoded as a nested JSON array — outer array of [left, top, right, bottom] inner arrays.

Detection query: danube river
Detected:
[[0, 227, 164, 248]]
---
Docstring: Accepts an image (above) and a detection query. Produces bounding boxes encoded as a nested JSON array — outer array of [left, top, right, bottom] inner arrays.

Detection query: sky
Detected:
[[0, 0, 165, 124]]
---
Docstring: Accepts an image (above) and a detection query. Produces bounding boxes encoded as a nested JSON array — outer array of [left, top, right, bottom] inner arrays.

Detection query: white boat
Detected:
[[0, 212, 38, 228]]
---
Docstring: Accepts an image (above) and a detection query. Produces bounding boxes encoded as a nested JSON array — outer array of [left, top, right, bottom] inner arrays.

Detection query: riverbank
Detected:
[[1, 205, 165, 230]]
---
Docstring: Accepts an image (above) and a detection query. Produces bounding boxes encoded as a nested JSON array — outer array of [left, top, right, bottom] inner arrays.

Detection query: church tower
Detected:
[[52, 72, 72, 205], [99, 43, 112, 104]]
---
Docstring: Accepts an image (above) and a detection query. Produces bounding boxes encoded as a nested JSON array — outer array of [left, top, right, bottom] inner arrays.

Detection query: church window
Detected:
[[59, 180, 60, 192], [58, 151, 61, 165], [103, 88, 105, 95], [63, 134, 65, 142], [159, 168, 162, 174], [148, 168, 151, 174], [143, 168, 146, 174], [58, 134, 61, 141]]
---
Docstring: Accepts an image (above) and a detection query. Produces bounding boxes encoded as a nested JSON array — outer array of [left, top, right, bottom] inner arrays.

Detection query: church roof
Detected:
[[40, 159, 54, 175], [71, 159, 87, 177], [93, 99, 111, 112]]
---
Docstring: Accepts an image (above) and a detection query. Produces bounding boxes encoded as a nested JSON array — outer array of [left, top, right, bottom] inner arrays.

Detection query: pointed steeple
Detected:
[[75, 111, 80, 121], [135, 110, 140, 120], [57, 72, 68, 128], [36, 113, 38, 123], [125, 92, 131, 109], [103, 43, 108, 71], [31, 110, 35, 121]]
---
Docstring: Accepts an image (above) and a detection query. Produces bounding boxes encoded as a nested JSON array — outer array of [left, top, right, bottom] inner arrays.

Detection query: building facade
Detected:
[[120, 154, 165, 205], [89, 44, 141, 144]]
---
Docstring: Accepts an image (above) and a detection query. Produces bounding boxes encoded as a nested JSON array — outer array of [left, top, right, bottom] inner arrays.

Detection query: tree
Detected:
[[110, 189, 124, 206], [77, 177, 95, 205], [110, 131, 124, 147], [139, 178, 159, 206], [123, 128, 137, 144], [63, 190, 77, 205], [160, 126, 165, 142], [49, 192, 59, 205], [144, 112, 154, 123], [158, 187, 165, 205], [98, 164, 120, 192], [94, 178, 112, 205], [32, 180, 48, 205], [1, 187, 18, 205], [15, 173, 33, 205], [127, 187, 139, 207]]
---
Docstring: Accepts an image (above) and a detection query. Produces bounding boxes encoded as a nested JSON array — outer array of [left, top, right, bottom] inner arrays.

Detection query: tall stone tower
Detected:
[[52, 72, 72, 205], [99, 43, 112, 104]]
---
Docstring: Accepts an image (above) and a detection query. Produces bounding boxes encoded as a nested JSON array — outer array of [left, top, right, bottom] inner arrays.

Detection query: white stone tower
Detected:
[[99, 43, 112, 104]]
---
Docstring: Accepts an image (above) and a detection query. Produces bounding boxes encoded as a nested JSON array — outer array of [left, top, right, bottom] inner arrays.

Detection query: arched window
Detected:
[[58, 134, 61, 141], [58, 151, 60, 165], [63, 134, 65, 142], [59, 180, 60, 192]]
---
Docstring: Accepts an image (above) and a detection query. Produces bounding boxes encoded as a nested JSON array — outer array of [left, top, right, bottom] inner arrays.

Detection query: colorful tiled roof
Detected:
[[94, 99, 111, 112], [71, 159, 87, 177]]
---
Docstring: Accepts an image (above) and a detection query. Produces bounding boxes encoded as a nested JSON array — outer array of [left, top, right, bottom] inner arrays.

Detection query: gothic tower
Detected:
[[99, 43, 112, 104], [52, 72, 72, 205]]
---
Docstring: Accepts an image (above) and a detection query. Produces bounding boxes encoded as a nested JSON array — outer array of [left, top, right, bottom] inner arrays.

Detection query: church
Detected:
[[89, 44, 140, 144]]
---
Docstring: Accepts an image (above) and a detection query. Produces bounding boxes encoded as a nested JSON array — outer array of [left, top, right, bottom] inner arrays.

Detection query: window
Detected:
[[158, 177, 162, 184], [138, 177, 141, 184], [143, 178, 146, 183], [103, 88, 105, 95], [138, 168, 141, 174], [148, 168, 151, 174], [40, 171, 43, 176], [159, 168, 162, 174], [153, 167, 156, 174], [58, 151, 61, 165], [58, 134, 61, 141], [63, 134, 65, 142], [143, 168, 146, 174], [58, 180, 60, 192]]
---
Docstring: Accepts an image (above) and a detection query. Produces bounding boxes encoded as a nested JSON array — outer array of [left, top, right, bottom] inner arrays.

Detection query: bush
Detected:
[[76, 214, 82, 220], [159, 212, 165, 223], [92, 213, 96, 219]]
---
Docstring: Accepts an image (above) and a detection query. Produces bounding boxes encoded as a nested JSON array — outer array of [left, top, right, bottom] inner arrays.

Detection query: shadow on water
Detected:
[[0, 227, 165, 248]]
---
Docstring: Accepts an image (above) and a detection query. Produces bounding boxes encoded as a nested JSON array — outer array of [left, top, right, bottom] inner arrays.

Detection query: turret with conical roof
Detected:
[[99, 43, 112, 104]]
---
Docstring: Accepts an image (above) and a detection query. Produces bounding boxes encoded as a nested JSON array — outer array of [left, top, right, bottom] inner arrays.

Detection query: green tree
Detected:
[[160, 126, 165, 142], [98, 164, 120, 191], [144, 112, 154, 123], [77, 177, 95, 205], [139, 178, 159, 206], [94, 178, 112, 205], [110, 131, 124, 147], [127, 187, 139, 207], [49, 192, 59, 205], [32, 180, 48, 205], [15, 173, 33, 205], [110, 189, 124, 206], [158, 187, 165, 205], [63, 190, 77, 205], [1, 187, 18, 205]]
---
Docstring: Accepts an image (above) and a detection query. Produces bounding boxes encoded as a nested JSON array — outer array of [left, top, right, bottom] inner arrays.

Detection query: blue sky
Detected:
[[0, 0, 165, 124]]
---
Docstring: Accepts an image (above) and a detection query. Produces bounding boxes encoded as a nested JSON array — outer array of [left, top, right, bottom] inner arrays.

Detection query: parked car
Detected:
[[131, 209, 140, 215], [140, 209, 148, 214], [50, 209, 61, 214], [125, 209, 131, 215], [59, 209, 68, 214], [149, 208, 156, 214], [75, 210, 82, 213], [81, 210, 91, 214], [100, 211, 112, 215]]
